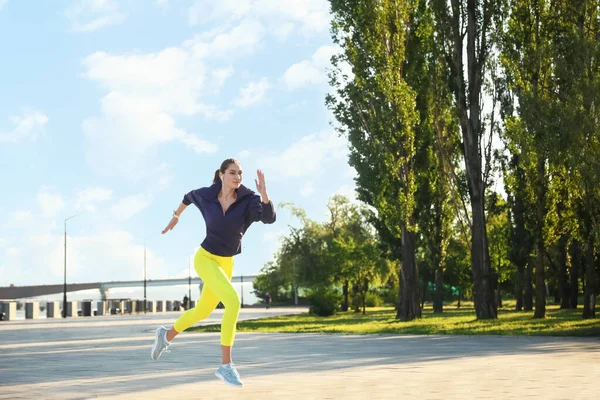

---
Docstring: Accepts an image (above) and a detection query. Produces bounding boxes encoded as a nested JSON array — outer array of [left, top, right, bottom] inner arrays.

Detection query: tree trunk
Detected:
[[444, 0, 496, 319], [558, 235, 570, 309], [515, 263, 524, 311], [396, 224, 421, 321], [470, 197, 498, 319], [510, 153, 527, 312], [569, 240, 580, 308], [533, 157, 546, 319], [533, 245, 546, 318], [433, 267, 444, 313], [582, 234, 597, 319], [497, 286, 502, 308], [395, 270, 402, 312], [342, 280, 349, 312], [361, 292, 366, 315], [524, 263, 534, 311], [362, 278, 368, 315]]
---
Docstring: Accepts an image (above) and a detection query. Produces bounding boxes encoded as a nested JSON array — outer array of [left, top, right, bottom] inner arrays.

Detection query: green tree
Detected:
[[334, 224, 393, 314], [431, 0, 505, 319], [277, 203, 330, 288], [252, 259, 293, 304], [552, 0, 600, 319], [323, 194, 358, 311], [501, 151, 535, 311], [327, 0, 422, 320], [501, 0, 560, 318], [444, 228, 473, 308], [486, 192, 514, 308], [405, 0, 458, 315]]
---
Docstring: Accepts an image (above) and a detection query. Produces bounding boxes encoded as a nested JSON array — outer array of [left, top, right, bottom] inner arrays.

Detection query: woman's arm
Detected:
[[161, 202, 188, 234], [251, 169, 276, 224]]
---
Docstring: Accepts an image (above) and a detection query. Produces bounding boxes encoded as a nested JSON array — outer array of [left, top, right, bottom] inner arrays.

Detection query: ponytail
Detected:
[[213, 158, 240, 185], [213, 169, 221, 184]]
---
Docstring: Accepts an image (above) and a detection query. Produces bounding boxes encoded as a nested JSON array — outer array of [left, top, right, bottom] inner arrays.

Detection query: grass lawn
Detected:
[[188, 300, 600, 337]]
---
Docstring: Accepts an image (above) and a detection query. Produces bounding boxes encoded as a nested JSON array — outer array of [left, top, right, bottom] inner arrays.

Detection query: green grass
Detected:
[[189, 301, 600, 337]]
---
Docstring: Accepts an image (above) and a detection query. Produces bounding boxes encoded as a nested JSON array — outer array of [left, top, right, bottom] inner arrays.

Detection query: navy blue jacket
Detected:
[[182, 181, 276, 257]]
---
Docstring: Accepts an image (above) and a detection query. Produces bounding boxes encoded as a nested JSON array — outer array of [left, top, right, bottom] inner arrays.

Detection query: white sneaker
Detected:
[[215, 363, 243, 387], [151, 326, 171, 361]]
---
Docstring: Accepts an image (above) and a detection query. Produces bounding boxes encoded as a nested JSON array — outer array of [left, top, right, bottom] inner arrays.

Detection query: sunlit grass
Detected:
[[189, 300, 600, 337]]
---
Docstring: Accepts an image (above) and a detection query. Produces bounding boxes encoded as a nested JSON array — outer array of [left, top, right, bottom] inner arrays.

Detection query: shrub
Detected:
[[379, 287, 398, 306], [307, 286, 342, 317], [364, 291, 383, 307]]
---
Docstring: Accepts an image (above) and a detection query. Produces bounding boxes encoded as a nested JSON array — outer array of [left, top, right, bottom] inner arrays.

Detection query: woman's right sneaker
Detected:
[[151, 326, 171, 361], [215, 363, 243, 387]]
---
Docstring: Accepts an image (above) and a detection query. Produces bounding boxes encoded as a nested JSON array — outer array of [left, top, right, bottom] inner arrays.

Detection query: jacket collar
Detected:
[[203, 180, 255, 202]]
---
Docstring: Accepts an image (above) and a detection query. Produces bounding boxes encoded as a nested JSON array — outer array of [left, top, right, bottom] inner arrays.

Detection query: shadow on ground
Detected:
[[2, 324, 599, 399]]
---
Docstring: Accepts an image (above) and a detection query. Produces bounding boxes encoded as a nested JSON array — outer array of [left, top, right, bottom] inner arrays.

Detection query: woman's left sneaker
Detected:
[[150, 326, 171, 361]]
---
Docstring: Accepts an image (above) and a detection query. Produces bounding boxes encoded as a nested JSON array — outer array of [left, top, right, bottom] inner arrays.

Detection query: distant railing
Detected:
[[0, 275, 257, 300]]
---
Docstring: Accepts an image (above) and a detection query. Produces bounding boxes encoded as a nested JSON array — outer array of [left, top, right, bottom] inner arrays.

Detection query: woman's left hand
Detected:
[[255, 169, 269, 200]]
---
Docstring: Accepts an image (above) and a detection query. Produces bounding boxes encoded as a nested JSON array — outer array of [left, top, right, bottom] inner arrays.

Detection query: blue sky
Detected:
[[0, 0, 357, 295]]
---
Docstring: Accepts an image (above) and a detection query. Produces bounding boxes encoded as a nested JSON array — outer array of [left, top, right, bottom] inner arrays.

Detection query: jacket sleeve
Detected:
[[247, 195, 276, 224], [182, 188, 207, 211]]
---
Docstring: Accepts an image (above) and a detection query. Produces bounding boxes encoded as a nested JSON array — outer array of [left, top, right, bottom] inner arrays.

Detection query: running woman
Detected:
[[151, 158, 276, 387]]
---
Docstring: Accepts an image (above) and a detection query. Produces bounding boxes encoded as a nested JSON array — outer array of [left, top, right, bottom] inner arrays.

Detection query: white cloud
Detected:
[[0, 0, 8, 11], [4, 211, 36, 230], [155, 0, 169, 8], [154, 163, 174, 188], [273, 22, 295, 40], [0, 110, 48, 142], [81, 47, 222, 178], [5, 247, 20, 257], [262, 230, 286, 257], [83, 48, 205, 116], [188, 0, 330, 36], [300, 181, 315, 197], [111, 194, 150, 220], [209, 67, 235, 94], [238, 150, 251, 159], [234, 77, 270, 108], [179, 133, 220, 154], [74, 187, 113, 212], [335, 184, 358, 203], [10, 211, 35, 224], [184, 20, 265, 59], [62, 231, 170, 282], [0, 185, 166, 287], [262, 129, 348, 178], [0, 230, 171, 286], [65, 0, 125, 33], [282, 45, 337, 90], [81, 9, 330, 180], [37, 187, 66, 218]]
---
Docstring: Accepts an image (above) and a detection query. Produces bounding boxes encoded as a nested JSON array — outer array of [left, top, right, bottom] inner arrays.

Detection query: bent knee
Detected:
[[224, 295, 241, 310]]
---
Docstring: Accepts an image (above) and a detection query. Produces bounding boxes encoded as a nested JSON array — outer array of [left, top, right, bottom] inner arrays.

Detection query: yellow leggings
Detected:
[[173, 247, 240, 346]]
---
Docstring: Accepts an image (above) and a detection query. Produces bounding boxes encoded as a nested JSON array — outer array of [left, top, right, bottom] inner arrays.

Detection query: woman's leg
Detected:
[[167, 250, 239, 350], [194, 257, 240, 349], [166, 285, 219, 341]]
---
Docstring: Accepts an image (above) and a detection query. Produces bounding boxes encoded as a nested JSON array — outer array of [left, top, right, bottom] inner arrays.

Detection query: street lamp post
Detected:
[[188, 256, 192, 306], [63, 212, 84, 318], [293, 258, 298, 306], [144, 239, 147, 314]]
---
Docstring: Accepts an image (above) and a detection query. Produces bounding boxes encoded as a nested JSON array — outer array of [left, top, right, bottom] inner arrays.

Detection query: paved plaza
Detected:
[[1, 307, 599, 399]]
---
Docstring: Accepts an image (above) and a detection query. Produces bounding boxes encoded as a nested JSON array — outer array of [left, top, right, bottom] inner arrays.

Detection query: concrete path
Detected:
[[1, 308, 598, 399]]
